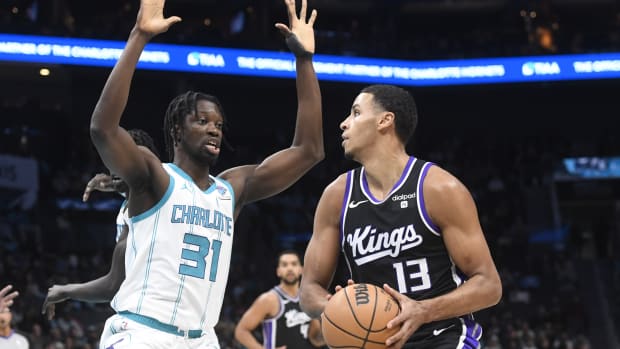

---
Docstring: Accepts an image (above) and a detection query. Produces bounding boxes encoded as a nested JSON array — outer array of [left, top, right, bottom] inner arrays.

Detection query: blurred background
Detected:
[[1, 0, 619, 348]]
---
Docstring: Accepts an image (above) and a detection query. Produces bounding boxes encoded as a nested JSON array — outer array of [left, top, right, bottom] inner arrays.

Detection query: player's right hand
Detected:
[[0, 285, 18, 312], [42, 285, 69, 320], [135, 0, 181, 37]]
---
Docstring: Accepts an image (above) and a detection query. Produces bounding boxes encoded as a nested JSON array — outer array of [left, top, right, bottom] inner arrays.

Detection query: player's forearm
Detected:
[[234, 328, 263, 349], [300, 281, 330, 319], [419, 273, 502, 324], [90, 29, 149, 137], [62, 275, 118, 303], [291, 56, 324, 161]]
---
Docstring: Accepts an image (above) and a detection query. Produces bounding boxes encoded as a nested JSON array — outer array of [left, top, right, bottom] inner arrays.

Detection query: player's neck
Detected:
[[0, 327, 12, 337], [173, 157, 213, 190], [361, 149, 410, 201], [278, 283, 300, 298]]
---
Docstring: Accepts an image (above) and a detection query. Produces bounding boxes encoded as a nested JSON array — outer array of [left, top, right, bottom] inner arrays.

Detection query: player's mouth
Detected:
[[204, 140, 220, 155]]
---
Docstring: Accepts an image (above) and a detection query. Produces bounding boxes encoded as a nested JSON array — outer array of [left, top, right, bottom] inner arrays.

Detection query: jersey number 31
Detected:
[[179, 233, 222, 281]]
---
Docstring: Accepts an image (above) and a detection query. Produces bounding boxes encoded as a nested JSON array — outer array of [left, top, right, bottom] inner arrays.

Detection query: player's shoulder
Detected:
[[252, 289, 281, 316], [424, 164, 471, 202], [257, 289, 280, 304], [12, 331, 29, 343], [322, 172, 349, 199]]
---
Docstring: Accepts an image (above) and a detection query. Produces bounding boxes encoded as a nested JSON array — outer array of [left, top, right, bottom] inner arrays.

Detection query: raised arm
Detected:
[[234, 292, 279, 349], [42, 231, 128, 320], [89, 0, 179, 192], [383, 166, 502, 348], [299, 176, 345, 318], [220, 0, 323, 214]]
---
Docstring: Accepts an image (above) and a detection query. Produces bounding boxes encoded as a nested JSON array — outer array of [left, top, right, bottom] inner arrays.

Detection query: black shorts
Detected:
[[403, 317, 482, 349]]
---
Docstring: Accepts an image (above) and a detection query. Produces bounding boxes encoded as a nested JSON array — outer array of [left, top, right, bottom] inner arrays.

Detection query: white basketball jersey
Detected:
[[0, 331, 29, 349], [115, 199, 128, 243], [111, 163, 235, 330]]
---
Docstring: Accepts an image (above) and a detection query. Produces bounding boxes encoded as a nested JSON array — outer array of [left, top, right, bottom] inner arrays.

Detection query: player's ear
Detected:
[[377, 112, 395, 131]]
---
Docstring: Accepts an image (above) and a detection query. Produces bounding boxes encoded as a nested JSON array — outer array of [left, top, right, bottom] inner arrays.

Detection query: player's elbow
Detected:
[[89, 123, 113, 145], [304, 144, 325, 165], [233, 324, 247, 343], [299, 292, 321, 319], [487, 272, 503, 306]]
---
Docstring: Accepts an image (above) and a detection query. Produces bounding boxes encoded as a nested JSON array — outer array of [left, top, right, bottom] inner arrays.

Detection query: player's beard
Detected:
[[282, 275, 301, 286], [180, 139, 219, 168]]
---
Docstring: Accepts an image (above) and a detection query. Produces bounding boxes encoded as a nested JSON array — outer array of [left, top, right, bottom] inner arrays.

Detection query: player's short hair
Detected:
[[277, 250, 302, 265], [361, 85, 418, 145]]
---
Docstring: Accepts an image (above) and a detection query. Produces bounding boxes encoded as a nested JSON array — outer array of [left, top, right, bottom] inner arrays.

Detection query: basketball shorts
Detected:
[[100, 312, 221, 349], [402, 317, 482, 349]]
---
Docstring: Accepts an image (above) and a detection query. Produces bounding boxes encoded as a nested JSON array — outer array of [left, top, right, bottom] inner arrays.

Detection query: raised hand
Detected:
[[135, 0, 182, 37], [0, 285, 18, 312], [275, 0, 318, 57], [41, 285, 68, 320]]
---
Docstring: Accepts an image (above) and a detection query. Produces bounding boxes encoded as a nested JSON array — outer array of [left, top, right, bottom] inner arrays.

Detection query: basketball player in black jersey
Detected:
[[300, 85, 502, 349], [235, 251, 324, 349]]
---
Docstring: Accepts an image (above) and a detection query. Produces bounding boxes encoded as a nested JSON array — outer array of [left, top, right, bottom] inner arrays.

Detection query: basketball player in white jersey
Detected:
[[235, 250, 324, 349], [42, 129, 160, 319], [300, 85, 502, 349], [0, 307, 29, 349], [89, 0, 323, 347]]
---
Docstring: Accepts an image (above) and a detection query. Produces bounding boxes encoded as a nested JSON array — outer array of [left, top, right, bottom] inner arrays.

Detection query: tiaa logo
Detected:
[[521, 61, 561, 76]]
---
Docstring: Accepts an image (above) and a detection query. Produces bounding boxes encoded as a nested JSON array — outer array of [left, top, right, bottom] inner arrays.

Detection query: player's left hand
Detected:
[[275, 0, 318, 57], [383, 284, 429, 349], [326, 279, 354, 301], [42, 285, 69, 320]]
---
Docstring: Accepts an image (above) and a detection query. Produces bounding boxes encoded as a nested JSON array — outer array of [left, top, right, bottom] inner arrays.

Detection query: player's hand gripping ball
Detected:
[[321, 283, 401, 349]]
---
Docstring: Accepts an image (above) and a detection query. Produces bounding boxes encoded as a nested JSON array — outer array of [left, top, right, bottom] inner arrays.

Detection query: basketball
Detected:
[[321, 283, 400, 349]]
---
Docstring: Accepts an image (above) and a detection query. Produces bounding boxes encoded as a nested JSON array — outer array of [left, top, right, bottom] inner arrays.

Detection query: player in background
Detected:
[[235, 250, 324, 349], [0, 296, 29, 349], [42, 129, 160, 319]]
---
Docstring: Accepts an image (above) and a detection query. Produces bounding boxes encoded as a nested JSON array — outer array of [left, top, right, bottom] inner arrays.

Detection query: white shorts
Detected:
[[100, 313, 220, 349]]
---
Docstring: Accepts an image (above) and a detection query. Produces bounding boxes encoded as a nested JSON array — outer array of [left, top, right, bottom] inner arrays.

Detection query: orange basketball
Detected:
[[321, 283, 400, 349]]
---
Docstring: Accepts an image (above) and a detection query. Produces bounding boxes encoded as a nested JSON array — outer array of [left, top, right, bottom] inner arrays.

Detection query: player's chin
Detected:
[[283, 277, 300, 285], [199, 152, 219, 167]]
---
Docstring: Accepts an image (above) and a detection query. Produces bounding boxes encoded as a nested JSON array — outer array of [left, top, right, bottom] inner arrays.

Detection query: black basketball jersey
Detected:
[[262, 286, 315, 349], [340, 157, 472, 341]]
